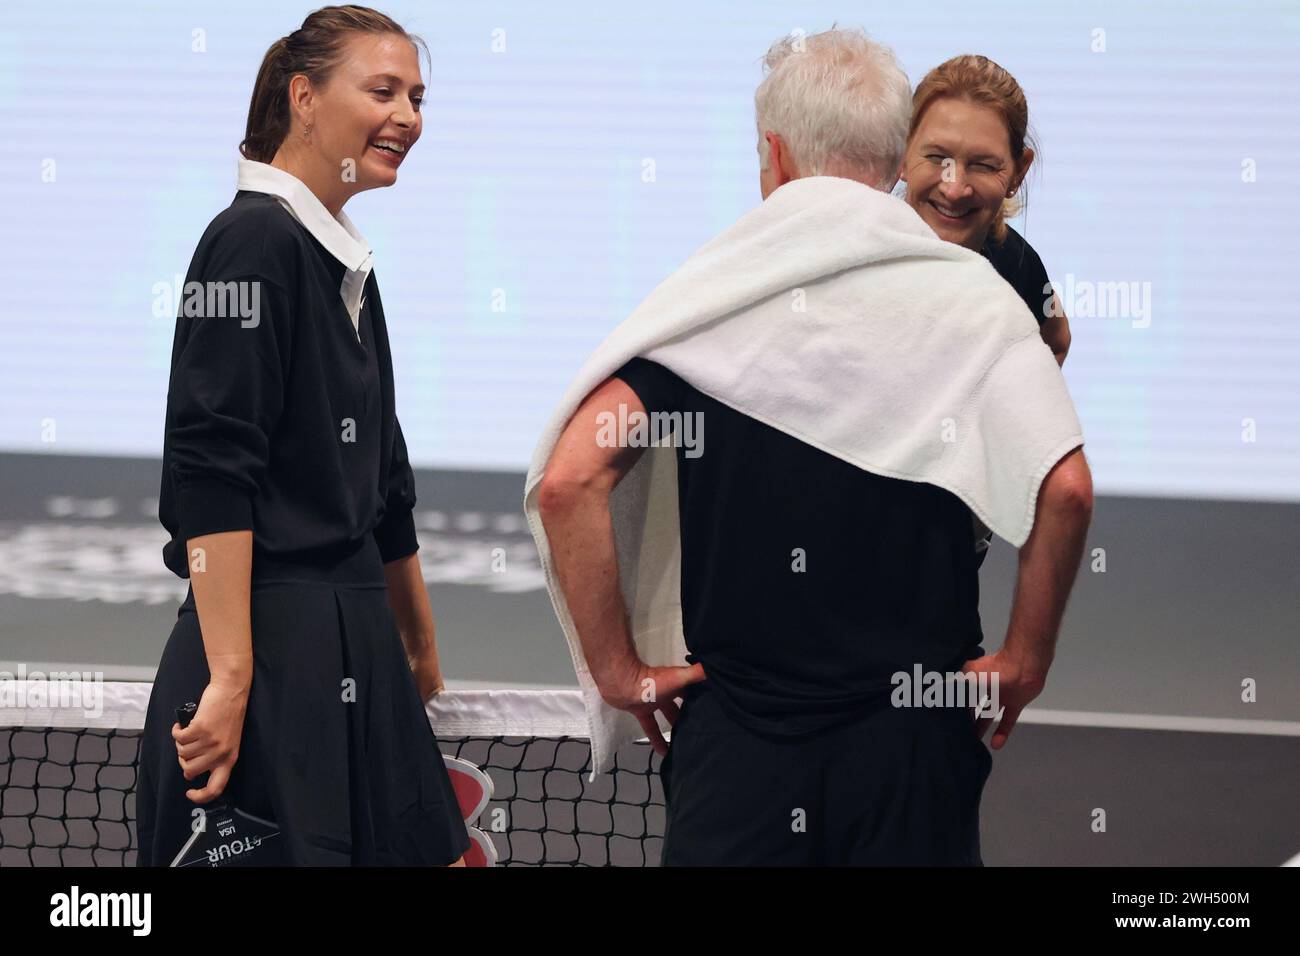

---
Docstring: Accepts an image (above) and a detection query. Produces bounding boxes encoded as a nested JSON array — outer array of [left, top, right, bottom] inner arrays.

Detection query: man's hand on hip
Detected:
[[961, 649, 1047, 751], [598, 659, 708, 757]]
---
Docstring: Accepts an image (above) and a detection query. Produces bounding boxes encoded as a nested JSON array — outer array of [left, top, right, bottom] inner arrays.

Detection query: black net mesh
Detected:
[[0, 723, 666, 867]]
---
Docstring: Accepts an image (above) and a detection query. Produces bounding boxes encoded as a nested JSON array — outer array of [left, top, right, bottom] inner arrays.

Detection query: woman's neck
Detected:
[[269, 144, 348, 219]]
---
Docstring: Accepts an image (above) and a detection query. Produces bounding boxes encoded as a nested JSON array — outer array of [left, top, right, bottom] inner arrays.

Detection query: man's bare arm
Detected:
[[538, 376, 648, 696], [537, 375, 706, 752], [1001, 446, 1093, 683], [965, 446, 1093, 749]]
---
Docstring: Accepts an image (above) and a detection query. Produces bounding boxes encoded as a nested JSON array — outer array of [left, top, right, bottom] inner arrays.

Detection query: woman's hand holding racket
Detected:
[[172, 678, 250, 804]]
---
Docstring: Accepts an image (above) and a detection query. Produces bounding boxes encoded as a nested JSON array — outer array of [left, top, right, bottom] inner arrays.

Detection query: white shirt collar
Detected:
[[236, 158, 373, 336]]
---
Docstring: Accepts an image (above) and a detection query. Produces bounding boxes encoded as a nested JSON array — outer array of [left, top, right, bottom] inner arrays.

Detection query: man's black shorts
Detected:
[[660, 681, 993, 866]]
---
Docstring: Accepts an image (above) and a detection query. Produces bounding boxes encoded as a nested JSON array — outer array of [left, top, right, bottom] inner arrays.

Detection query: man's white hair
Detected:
[[755, 27, 911, 190]]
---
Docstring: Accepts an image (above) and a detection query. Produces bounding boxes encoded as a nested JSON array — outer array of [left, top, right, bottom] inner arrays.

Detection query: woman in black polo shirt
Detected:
[[899, 54, 1071, 366], [135, 8, 469, 867]]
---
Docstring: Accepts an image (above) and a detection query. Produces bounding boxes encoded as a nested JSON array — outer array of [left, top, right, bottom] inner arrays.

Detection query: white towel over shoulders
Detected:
[[524, 175, 1084, 778]]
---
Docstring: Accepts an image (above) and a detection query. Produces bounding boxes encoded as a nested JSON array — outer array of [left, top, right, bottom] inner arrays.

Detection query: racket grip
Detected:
[[175, 701, 198, 728], [173, 701, 212, 793]]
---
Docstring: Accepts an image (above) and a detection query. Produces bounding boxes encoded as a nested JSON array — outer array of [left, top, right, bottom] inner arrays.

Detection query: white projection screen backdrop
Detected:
[[1, 1, 1297, 502]]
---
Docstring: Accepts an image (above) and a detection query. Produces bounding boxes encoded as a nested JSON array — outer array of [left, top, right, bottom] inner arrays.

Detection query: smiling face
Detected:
[[312, 32, 424, 192], [901, 96, 1027, 250], [274, 31, 425, 213]]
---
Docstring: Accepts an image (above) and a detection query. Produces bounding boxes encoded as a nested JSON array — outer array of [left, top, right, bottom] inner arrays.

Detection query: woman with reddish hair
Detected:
[[900, 54, 1071, 366]]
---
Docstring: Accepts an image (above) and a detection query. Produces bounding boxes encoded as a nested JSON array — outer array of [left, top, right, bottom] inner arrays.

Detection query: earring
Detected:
[[303, 121, 313, 140]]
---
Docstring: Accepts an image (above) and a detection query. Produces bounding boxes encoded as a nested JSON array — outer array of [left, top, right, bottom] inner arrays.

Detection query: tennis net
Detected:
[[0, 681, 666, 866]]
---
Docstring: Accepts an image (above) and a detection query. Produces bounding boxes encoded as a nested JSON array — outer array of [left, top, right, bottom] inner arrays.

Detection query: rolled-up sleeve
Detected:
[[373, 414, 419, 562], [167, 275, 290, 542]]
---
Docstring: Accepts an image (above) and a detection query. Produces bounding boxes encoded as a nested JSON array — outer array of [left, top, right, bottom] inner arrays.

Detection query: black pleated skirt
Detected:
[[135, 536, 472, 866]]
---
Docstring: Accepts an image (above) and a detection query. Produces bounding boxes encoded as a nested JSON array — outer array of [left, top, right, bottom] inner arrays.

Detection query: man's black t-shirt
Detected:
[[613, 358, 986, 738], [980, 224, 1050, 325]]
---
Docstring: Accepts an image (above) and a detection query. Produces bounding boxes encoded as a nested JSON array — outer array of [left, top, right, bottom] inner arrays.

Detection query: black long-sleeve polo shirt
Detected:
[[158, 190, 418, 578]]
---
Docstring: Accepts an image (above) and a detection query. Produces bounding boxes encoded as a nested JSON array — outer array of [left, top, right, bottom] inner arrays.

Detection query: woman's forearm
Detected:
[[383, 551, 438, 660], [185, 530, 255, 691]]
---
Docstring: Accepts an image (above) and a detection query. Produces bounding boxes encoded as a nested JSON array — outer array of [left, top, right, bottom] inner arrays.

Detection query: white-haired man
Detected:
[[527, 28, 1091, 865]]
